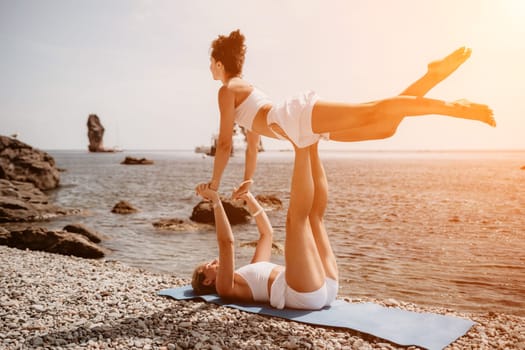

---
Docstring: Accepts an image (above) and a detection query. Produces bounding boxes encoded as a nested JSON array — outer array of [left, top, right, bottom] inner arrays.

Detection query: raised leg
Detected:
[[323, 47, 483, 142], [284, 146, 326, 293], [308, 143, 338, 281], [400, 47, 471, 97]]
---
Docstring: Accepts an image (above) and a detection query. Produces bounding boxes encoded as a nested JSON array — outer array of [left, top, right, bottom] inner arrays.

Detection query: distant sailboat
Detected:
[[195, 125, 264, 157]]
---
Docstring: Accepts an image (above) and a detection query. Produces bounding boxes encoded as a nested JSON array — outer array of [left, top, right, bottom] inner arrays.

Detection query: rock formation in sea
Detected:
[[63, 223, 106, 243], [0, 135, 60, 191], [152, 218, 209, 232], [0, 179, 69, 222], [121, 156, 154, 165], [111, 200, 139, 214], [0, 226, 106, 259], [87, 114, 116, 152], [0, 137, 106, 258], [190, 199, 251, 225], [255, 194, 283, 211], [239, 240, 285, 255]]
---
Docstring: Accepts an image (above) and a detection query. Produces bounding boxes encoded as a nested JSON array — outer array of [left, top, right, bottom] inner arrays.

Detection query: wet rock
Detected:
[[121, 156, 154, 165], [0, 135, 60, 190], [63, 223, 106, 243], [152, 218, 209, 232], [0, 179, 67, 222], [255, 194, 283, 210], [240, 240, 285, 255], [87, 114, 116, 153], [190, 199, 250, 225], [111, 200, 139, 214], [0, 227, 106, 258]]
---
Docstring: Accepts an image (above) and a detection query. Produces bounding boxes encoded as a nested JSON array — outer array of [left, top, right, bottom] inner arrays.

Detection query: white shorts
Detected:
[[270, 271, 338, 310], [267, 91, 328, 148]]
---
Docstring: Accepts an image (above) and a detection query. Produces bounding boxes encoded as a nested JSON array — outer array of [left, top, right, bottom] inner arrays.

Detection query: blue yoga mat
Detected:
[[159, 285, 475, 350]]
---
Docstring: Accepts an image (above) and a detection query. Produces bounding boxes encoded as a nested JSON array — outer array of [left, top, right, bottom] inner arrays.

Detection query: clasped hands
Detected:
[[195, 179, 254, 202]]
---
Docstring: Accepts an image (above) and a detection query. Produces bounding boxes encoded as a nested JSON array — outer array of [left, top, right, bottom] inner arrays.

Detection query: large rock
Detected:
[[111, 200, 139, 214], [0, 179, 68, 222], [63, 223, 106, 243], [0, 227, 106, 259], [190, 199, 251, 225], [0, 135, 60, 191], [87, 114, 115, 152]]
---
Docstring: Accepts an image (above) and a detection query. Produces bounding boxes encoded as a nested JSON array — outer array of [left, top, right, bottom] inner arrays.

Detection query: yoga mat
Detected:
[[159, 285, 475, 350]]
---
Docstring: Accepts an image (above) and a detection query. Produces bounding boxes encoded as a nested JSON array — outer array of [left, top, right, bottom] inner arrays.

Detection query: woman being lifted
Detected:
[[200, 29, 494, 195]]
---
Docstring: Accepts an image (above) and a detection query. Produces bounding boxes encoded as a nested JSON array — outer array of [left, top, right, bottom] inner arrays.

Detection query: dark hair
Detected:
[[211, 29, 246, 77], [191, 263, 217, 295]]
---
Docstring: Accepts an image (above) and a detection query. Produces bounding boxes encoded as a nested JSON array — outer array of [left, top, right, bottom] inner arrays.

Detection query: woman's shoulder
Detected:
[[219, 78, 254, 105]]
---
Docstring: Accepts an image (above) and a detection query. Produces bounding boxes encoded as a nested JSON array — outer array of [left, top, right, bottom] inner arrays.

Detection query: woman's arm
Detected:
[[242, 192, 273, 263], [195, 184, 236, 297], [209, 86, 235, 190], [243, 130, 260, 181], [230, 131, 260, 197]]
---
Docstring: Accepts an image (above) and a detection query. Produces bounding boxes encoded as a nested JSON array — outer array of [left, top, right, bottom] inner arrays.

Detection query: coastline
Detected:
[[1, 246, 523, 350]]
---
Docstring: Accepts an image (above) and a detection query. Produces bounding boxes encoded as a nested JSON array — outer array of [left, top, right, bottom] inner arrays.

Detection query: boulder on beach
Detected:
[[0, 227, 106, 259], [0, 179, 68, 222], [87, 114, 116, 153], [121, 156, 154, 165], [111, 200, 139, 214], [190, 199, 251, 225], [0, 135, 60, 191], [63, 223, 106, 243], [255, 194, 283, 211]]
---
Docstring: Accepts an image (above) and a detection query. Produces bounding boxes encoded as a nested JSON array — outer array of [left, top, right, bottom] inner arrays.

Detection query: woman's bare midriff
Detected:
[[267, 265, 285, 299], [252, 105, 288, 140]]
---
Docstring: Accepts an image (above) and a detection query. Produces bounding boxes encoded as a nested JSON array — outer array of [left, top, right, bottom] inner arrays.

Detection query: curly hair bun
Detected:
[[228, 29, 245, 47], [211, 29, 247, 76]]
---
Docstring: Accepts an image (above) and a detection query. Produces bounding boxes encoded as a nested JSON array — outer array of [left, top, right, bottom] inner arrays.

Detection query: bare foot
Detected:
[[427, 47, 472, 82], [449, 99, 496, 127]]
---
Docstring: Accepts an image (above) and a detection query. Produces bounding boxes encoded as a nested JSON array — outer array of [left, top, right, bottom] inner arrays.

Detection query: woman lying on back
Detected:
[[192, 142, 338, 310]]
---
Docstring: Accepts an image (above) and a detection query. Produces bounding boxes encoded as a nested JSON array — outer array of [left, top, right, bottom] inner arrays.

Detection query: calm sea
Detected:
[[43, 149, 524, 316]]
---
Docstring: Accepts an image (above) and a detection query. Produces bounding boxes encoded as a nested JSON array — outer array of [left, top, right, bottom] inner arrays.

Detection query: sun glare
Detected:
[[501, 0, 525, 31]]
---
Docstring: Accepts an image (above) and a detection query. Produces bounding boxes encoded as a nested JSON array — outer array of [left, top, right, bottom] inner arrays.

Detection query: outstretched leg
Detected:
[[311, 95, 495, 139], [308, 143, 338, 281], [284, 146, 326, 293], [324, 47, 486, 142]]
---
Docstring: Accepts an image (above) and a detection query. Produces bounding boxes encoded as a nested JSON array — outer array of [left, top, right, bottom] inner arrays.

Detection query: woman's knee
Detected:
[[377, 121, 400, 139]]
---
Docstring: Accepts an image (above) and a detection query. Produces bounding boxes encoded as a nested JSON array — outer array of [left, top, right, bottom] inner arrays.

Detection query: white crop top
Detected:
[[235, 261, 278, 302], [234, 88, 272, 131]]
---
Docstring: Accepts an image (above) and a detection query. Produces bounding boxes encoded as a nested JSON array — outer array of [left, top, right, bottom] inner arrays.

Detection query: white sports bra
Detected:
[[234, 88, 272, 131], [235, 261, 278, 302]]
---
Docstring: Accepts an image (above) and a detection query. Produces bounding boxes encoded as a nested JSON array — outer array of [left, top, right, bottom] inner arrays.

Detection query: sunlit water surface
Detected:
[[43, 150, 524, 316]]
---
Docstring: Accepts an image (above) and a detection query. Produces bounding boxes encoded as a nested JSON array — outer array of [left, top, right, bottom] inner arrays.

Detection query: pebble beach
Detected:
[[1, 246, 523, 350]]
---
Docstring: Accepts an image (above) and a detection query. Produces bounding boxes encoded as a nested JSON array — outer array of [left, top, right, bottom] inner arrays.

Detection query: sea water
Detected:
[[44, 150, 525, 316]]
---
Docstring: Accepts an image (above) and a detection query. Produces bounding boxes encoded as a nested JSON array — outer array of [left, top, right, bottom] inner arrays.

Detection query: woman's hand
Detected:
[[231, 179, 253, 200], [195, 182, 220, 203]]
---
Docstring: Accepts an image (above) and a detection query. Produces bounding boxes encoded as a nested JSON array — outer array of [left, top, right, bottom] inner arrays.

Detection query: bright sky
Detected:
[[1, 0, 524, 151]]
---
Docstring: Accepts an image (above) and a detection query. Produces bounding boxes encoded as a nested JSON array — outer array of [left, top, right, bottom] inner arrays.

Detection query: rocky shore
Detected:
[[1, 246, 523, 350]]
